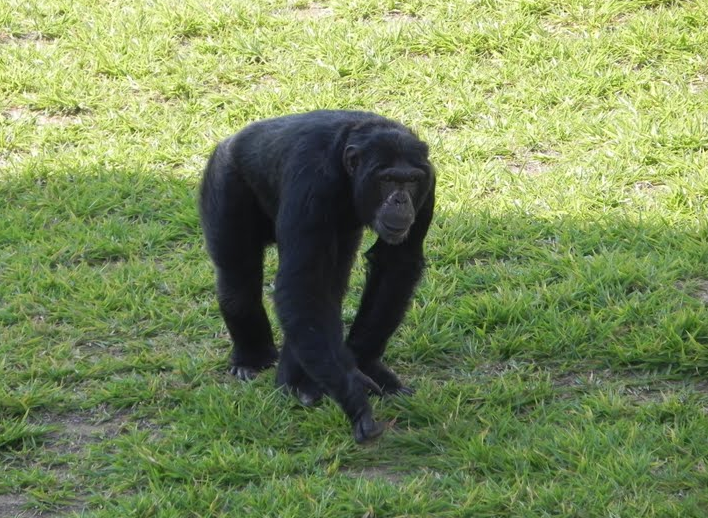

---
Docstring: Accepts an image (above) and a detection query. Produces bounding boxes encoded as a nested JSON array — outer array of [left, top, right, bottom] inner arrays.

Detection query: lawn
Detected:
[[2, 0, 708, 516]]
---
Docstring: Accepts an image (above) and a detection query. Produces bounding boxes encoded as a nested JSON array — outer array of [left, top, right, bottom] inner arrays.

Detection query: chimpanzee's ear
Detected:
[[343, 145, 359, 176]]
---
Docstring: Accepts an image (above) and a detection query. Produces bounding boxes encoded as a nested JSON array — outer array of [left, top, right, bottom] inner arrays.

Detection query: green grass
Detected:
[[2, 0, 708, 516]]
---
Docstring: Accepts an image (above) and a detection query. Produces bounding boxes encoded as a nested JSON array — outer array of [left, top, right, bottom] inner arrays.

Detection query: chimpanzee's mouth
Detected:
[[382, 222, 408, 234]]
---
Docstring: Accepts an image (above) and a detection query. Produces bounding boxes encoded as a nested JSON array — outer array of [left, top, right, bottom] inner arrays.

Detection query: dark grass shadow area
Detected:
[[415, 208, 708, 373], [2, 169, 708, 516]]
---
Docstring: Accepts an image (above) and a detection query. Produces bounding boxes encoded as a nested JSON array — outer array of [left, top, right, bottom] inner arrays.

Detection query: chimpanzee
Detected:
[[199, 110, 435, 443]]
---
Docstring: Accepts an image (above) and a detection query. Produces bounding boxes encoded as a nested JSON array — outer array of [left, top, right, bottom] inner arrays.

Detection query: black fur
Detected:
[[199, 110, 435, 442]]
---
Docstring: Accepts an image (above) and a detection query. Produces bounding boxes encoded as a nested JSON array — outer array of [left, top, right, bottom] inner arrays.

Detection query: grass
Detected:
[[2, 0, 708, 516]]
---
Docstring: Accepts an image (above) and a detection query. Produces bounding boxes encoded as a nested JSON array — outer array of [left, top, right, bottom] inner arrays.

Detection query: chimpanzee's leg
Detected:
[[200, 147, 278, 379]]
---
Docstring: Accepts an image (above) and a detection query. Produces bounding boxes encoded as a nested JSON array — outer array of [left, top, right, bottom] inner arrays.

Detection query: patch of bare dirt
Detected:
[[341, 465, 407, 484], [32, 407, 162, 459], [16, 32, 56, 41], [539, 18, 589, 38], [71, 339, 127, 362], [4, 107, 25, 121], [0, 493, 82, 518], [0, 494, 27, 518], [633, 180, 660, 190], [250, 74, 280, 93], [0, 31, 56, 49], [677, 279, 708, 305], [471, 360, 527, 377], [631, 180, 670, 195], [286, 3, 334, 20], [505, 149, 560, 175], [3, 107, 83, 127], [1, 409, 160, 517], [36, 114, 83, 127], [383, 10, 418, 22], [553, 369, 708, 402], [39, 412, 130, 454], [434, 125, 456, 136], [689, 74, 707, 94]]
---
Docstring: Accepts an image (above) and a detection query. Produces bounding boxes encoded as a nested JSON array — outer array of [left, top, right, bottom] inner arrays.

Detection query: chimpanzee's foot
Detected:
[[360, 360, 414, 396], [292, 377, 325, 407], [230, 346, 278, 380], [276, 364, 324, 407], [353, 410, 386, 443]]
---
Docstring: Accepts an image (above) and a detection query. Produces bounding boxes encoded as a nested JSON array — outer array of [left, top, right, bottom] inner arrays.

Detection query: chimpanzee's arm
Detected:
[[273, 183, 384, 442], [345, 189, 435, 391]]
